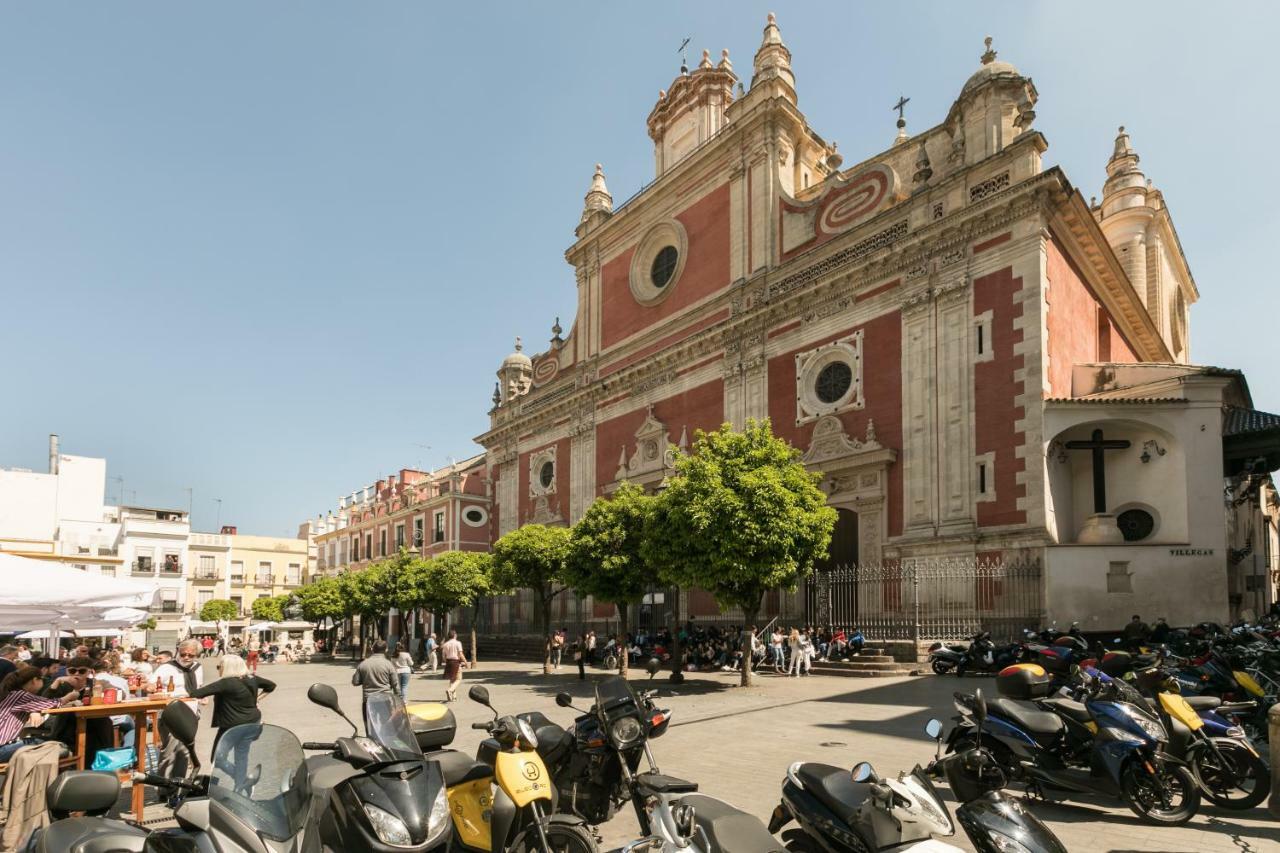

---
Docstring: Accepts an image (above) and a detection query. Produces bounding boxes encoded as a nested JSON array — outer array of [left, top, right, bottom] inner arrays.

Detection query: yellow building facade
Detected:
[[187, 530, 308, 626]]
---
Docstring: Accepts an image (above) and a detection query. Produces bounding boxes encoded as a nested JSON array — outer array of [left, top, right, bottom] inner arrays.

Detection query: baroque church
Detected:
[[477, 15, 1280, 631]]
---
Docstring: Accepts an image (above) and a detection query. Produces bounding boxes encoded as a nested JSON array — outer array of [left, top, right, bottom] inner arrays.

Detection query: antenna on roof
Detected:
[[678, 36, 692, 74]]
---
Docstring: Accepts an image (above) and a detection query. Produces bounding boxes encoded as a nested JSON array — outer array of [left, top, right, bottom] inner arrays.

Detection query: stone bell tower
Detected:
[[647, 45, 737, 177]]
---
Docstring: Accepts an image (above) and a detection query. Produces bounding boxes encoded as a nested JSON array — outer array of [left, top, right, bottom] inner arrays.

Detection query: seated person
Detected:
[[0, 665, 78, 762], [42, 657, 114, 766]]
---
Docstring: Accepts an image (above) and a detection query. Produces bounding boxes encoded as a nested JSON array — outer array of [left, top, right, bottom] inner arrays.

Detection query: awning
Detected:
[[271, 621, 313, 631]]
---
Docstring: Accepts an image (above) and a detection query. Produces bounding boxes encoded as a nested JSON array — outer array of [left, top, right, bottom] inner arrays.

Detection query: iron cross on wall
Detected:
[[1065, 428, 1131, 513]]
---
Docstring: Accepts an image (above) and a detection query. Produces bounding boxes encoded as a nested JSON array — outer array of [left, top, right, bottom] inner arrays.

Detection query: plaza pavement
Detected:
[[175, 657, 1273, 853]]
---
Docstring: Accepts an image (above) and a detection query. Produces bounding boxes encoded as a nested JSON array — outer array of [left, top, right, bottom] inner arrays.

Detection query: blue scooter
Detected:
[[947, 669, 1201, 825]]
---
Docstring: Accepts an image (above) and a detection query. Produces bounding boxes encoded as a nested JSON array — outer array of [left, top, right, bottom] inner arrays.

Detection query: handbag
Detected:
[[91, 747, 135, 773]]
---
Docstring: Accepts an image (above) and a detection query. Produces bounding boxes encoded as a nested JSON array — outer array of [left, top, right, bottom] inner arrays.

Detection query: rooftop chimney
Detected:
[[220, 525, 237, 535], [48, 435, 59, 474]]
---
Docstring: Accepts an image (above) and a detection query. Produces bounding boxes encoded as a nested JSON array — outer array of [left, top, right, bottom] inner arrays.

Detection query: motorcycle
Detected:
[[769, 706, 1066, 852], [948, 671, 1201, 824], [928, 632, 1018, 677], [302, 684, 452, 850], [27, 700, 323, 852], [464, 684, 599, 853], [532, 661, 781, 852]]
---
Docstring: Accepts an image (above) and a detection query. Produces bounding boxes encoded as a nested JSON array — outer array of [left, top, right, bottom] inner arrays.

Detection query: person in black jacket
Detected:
[[190, 653, 275, 770]]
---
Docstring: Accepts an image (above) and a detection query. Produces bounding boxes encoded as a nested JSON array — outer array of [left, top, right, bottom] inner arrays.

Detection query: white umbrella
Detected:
[[244, 623, 274, 633], [16, 627, 124, 640], [0, 553, 160, 612]]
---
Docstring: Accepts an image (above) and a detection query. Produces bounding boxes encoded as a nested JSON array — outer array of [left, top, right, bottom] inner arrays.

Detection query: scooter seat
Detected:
[[1183, 695, 1221, 712], [795, 763, 870, 826], [1039, 697, 1092, 724], [675, 794, 785, 853], [990, 698, 1065, 739], [425, 748, 494, 787], [34, 817, 149, 853]]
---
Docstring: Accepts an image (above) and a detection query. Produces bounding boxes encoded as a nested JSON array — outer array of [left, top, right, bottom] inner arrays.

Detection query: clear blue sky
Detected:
[[3, 2, 1276, 536]]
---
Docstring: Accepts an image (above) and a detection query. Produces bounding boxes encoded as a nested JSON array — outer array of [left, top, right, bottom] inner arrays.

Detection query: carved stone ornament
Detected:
[[802, 415, 884, 466], [529, 446, 557, 498], [615, 405, 676, 483], [526, 495, 563, 526]]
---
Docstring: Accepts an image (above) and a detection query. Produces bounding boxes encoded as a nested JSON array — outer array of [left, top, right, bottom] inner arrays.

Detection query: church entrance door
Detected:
[[807, 508, 858, 625]]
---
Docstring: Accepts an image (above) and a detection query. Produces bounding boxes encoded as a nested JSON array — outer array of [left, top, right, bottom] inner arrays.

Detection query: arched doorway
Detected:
[[807, 508, 858, 625]]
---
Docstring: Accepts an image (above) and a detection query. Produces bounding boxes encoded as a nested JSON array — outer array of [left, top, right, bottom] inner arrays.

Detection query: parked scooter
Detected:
[[26, 700, 324, 853], [769, 702, 1066, 852], [928, 632, 1018, 676], [532, 661, 781, 852], [302, 684, 452, 850]]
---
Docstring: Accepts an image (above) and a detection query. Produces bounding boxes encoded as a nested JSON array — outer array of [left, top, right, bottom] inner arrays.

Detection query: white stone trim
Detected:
[[529, 446, 557, 497], [629, 219, 688, 305], [461, 506, 489, 528], [795, 330, 864, 425]]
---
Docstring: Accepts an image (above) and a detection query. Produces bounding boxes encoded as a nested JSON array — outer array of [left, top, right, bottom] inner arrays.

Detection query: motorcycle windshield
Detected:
[[365, 692, 426, 761], [595, 675, 639, 716], [209, 724, 311, 842]]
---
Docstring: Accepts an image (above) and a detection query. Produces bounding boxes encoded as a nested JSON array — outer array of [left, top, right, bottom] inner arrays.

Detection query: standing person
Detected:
[[246, 635, 261, 674], [393, 643, 414, 698], [551, 629, 565, 672], [153, 640, 206, 781], [351, 641, 399, 724], [788, 629, 803, 677], [440, 630, 467, 702], [586, 631, 597, 666], [770, 628, 785, 672], [421, 633, 438, 673], [201, 636, 214, 658], [190, 654, 275, 768]]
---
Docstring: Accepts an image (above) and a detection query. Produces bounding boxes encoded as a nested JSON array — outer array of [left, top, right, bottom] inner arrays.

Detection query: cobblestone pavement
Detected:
[[169, 658, 1275, 852]]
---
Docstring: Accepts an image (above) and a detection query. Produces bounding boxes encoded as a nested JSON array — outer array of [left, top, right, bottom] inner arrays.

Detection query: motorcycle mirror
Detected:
[[646, 658, 661, 678], [555, 692, 574, 708], [851, 762, 877, 783], [925, 719, 944, 740], [468, 685, 492, 708], [159, 699, 198, 748], [307, 683, 342, 713]]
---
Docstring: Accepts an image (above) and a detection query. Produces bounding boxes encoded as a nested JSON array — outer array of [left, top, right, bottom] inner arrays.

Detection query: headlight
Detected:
[[364, 804, 413, 847], [901, 774, 951, 835], [611, 716, 644, 747], [517, 717, 539, 749], [1130, 713, 1167, 743], [426, 786, 450, 844], [985, 831, 1032, 853]]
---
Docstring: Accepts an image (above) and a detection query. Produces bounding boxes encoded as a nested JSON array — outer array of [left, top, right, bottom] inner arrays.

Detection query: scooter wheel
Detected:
[[1194, 740, 1271, 810], [783, 829, 870, 853], [931, 660, 954, 676], [1122, 762, 1200, 825], [509, 821, 598, 853]]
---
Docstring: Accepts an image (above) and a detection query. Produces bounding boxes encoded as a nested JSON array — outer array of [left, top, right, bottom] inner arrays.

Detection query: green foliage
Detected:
[[297, 576, 348, 623], [490, 524, 571, 601], [199, 598, 238, 623], [342, 549, 422, 617], [250, 594, 287, 622], [565, 482, 656, 618], [644, 418, 837, 620], [401, 551, 493, 613]]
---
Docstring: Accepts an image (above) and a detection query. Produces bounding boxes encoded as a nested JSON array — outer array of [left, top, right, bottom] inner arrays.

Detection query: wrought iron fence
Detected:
[[806, 557, 1044, 643]]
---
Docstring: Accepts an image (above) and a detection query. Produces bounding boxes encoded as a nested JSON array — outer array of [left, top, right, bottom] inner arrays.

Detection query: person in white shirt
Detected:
[[439, 631, 467, 702], [153, 640, 205, 780]]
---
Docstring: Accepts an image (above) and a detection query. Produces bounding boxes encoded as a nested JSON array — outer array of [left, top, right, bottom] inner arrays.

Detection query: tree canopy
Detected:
[[565, 482, 656, 672], [643, 418, 836, 685], [250, 594, 288, 623], [199, 598, 237, 623], [297, 576, 348, 624], [491, 523, 571, 672]]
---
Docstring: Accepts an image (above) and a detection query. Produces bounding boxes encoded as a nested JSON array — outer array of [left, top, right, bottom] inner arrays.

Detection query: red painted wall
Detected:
[[767, 311, 904, 537], [973, 266, 1027, 527], [593, 378, 725, 493], [1045, 238, 1141, 396], [517, 438, 571, 525], [600, 184, 731, 350]]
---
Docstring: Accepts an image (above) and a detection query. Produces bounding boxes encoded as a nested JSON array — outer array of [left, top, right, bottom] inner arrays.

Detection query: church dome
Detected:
[[961, 37, 1019, 94], [501, 337, 531, 369]]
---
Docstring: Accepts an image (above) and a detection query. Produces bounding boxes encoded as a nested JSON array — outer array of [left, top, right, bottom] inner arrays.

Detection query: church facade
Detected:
[[476, 16, 1279, 631]]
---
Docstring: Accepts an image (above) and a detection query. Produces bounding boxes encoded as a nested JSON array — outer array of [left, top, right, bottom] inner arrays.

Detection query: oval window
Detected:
[[462, 507, 488, 527], [815, 361, 853, 404], [539, 460, 555, 489], [1117, 508, 1155, 542], [650, 246, 679, 289]]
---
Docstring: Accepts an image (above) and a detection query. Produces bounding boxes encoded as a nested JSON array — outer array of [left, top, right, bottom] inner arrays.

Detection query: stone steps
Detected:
[[809, 658, 920, 678]]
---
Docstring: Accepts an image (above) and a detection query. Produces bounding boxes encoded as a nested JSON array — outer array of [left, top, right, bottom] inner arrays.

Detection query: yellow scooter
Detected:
[[411, 686, 597, 853]]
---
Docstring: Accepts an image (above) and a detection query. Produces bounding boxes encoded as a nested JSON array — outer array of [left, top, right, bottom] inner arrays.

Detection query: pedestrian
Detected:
[[1122, 614, 1150, 650], [247, 635, 261, 674], [421, 633, 438, 673], [551, 628, 565, 671], [201, 636, 215, 658], [440, 630, 467, 702], [770, 627, 785, 672], [586, 631, 597, 666], [152, 640, 206, 782], [575, 634, 586, 681], [788, 629, 803, 677], [393, 642, 414, 697], [351, 640, 399, 725], [190, 654, 275, 769]]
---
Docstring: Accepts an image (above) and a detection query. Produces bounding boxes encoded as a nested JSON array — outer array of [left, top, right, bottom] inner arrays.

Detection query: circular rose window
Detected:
[[650, 246, 679, 289], [815, 362, 853, 404], [1117, 508, 1155, 542]]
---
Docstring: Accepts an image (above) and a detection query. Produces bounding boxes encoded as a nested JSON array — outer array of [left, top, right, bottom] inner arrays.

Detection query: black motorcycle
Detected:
[[929, 632, 1019, 676], [302, 684, 452, 851]]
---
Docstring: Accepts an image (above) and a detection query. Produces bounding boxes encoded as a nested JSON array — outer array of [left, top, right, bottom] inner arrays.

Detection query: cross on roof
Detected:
[[893, 95, 910, 120]]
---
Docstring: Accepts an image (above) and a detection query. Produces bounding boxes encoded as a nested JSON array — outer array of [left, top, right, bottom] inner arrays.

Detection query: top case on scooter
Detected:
[[406, 702, 457, 751], [996, 664, 1053, 700]]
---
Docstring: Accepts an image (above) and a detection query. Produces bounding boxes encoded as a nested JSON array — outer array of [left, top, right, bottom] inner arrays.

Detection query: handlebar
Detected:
[[302, 742, 337, 751], [132, 772, 199, 791], [471, 721, 491, 730]]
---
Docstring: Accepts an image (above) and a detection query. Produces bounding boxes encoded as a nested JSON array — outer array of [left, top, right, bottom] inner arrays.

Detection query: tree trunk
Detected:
[[470, 601, 481, 667], [539, 590, 553, 675], [617, 604, 629, 676], [740, 596, 762, 688]]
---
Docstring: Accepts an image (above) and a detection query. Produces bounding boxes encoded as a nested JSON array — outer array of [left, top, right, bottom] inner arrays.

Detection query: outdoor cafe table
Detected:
[[45, 697, 173, 820]]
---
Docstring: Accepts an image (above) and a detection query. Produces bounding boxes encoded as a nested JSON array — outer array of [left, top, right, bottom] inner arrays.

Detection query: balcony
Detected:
[[153, 601, 180, 614], [284, 576, 302, 587], [159, 561, 183, 576], [194, 567, 219, 580], [131, 560, 154, 576]]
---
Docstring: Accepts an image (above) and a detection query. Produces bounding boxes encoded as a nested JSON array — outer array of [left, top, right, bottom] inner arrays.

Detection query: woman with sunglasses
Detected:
[[0, 665, 79, 763]]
